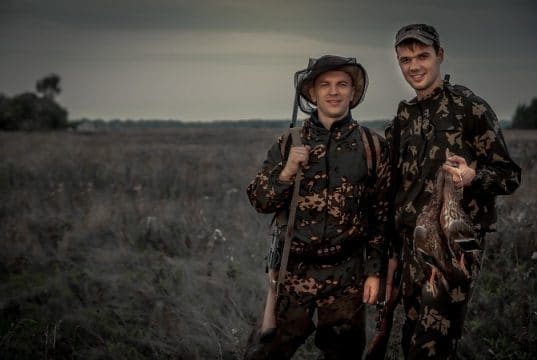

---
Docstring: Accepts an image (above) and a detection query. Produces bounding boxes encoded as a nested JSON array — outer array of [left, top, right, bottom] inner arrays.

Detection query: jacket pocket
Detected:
[[433, 117, 464, 156]]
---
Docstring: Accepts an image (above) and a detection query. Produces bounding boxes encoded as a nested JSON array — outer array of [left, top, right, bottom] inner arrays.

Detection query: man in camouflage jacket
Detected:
[[385, 24, 521, 359], [243, 55, 391, 359]]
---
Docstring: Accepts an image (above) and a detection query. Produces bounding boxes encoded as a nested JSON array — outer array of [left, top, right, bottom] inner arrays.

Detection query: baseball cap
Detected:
[[395, 24, 440, 47]]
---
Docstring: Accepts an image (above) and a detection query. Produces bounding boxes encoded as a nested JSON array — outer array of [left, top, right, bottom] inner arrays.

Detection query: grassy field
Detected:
[[0, 128, 535, 359]]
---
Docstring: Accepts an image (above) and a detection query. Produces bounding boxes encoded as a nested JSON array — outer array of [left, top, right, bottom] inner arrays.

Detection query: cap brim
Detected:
[[395, 34, 435, 47]]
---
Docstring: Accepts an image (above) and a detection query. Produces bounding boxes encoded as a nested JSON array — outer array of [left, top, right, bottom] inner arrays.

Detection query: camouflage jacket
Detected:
[[386, 82, 521, 255], [247, 112, 391, 279]]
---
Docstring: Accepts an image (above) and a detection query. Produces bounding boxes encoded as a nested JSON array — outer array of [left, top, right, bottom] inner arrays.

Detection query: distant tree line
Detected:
[[72, 118, 393, 131], [511, 97, 537, 129], [0, 74, 68, 131], [74, 118, 296, 130]]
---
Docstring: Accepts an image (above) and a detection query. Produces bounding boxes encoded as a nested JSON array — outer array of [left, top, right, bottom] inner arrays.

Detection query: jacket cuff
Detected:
[[388, 233, 402, 260], [364, 247, 382, 277], [268, 162, 294, 195], [468, 168, 491, 196]]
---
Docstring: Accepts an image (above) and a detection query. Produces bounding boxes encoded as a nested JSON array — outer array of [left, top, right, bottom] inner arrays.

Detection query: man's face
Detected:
[[309, 70, 355, 122], [396, 44, 444, 99]]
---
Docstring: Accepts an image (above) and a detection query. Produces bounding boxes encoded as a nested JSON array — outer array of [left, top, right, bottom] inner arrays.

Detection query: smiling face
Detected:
[[309, 70, 355, 126], [396, 43, 444, 100]]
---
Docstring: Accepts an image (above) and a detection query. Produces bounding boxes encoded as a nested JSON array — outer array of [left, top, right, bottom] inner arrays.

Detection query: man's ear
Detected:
[[309, 87, 317, 104], [438, 47, 445, 63]]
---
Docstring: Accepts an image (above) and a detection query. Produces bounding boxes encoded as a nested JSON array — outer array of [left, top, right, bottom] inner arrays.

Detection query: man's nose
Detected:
[[329, 84, 339, 94], [409, 58, 420, 72]]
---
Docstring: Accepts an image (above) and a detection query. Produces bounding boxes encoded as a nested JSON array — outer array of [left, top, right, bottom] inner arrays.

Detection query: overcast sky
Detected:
[[1, 0, 536, 121]]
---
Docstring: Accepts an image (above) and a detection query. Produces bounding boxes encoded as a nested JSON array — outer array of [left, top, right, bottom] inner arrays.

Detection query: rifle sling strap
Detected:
[[359, 125, 380, 181]]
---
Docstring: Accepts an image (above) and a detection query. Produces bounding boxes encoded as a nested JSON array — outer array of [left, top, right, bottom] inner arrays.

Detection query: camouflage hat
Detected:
[[395, 24, 440, 48], [294, 55, 368, 114]]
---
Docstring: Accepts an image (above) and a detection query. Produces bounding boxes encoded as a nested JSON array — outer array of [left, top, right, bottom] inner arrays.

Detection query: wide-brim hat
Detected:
[[294, 55, 368, 114]]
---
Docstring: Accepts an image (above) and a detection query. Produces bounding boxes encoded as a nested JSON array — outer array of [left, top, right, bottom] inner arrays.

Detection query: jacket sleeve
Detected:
[[383, 119, 402, 258], [246, 133, 294, 214], [465, 98, 521, 197], [364, 135, 393, 276]]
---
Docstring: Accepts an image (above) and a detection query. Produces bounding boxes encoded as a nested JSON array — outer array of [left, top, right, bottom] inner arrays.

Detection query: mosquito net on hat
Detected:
[[294, 55, 368, 114]]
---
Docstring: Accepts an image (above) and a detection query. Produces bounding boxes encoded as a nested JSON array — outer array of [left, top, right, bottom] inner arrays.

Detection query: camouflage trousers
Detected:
[[399, 228, 484, 359], [243, 288, 365, 360], [244, 248, 368, 359]]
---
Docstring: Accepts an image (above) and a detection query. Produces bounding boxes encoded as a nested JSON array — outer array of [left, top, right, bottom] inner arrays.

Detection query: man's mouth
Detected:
[[326, 99, 341, 106], [410, 73, 425, 82]]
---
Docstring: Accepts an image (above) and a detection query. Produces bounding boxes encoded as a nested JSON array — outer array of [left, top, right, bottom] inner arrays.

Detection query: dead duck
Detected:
[[413, 167, 476, 294], [439, 165, 475, 277]]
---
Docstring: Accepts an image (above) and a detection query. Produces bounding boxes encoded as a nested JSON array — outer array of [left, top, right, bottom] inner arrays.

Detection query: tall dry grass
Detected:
[[0, 128, 535, 359]]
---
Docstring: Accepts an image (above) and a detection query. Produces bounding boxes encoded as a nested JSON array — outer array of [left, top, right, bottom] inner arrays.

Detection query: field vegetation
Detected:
[[0, 127, 535, 359]]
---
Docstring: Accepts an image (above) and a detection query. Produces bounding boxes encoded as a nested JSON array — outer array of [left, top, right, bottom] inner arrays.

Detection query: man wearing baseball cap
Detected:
[[243, 55, 391, 359], [385, 24, 521, 358]]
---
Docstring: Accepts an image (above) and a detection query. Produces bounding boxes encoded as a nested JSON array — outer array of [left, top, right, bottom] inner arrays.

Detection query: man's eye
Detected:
[[399, 58, 409, 64]]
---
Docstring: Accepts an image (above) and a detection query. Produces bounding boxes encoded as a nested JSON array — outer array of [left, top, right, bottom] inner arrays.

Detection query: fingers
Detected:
[[446, 155, 467, 165], [280, 146, 310, 181], [459, 164, 476, 185], [442, 163, 459, 176], [289, 146, 310, 166], [442, 164, 464, 187], [363, 276, 380, 304], [368, 283, 379, 304], [442, 160, 476, 187], [363, 287, 377, 304]]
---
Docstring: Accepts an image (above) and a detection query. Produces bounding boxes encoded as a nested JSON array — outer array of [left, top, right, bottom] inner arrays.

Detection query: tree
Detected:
[[0, 93, 68, 131], [6, 92, 40, 130], [0, 94, 11, 129], [512, 97, 537, 129], [0, 73, 68, 131], [36, 73, 61, 100], [35, 96, 68, 129]]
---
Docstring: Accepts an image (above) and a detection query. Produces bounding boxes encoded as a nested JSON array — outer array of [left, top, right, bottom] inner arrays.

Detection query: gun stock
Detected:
[[259, 269, 278, 342], [365, 264, 402, 359]]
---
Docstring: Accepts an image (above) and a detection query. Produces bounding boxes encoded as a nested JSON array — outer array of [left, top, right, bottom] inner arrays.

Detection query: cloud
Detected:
[[1, 0, 536, 120], [4, 1, 536, 58], [3, 1, 533, 43]]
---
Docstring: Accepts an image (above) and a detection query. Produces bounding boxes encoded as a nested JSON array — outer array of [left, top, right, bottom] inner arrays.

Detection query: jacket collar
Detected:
[[309, 110, 353, 131], [305, 111, 357, 141], [403, 85, 444, 106]]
